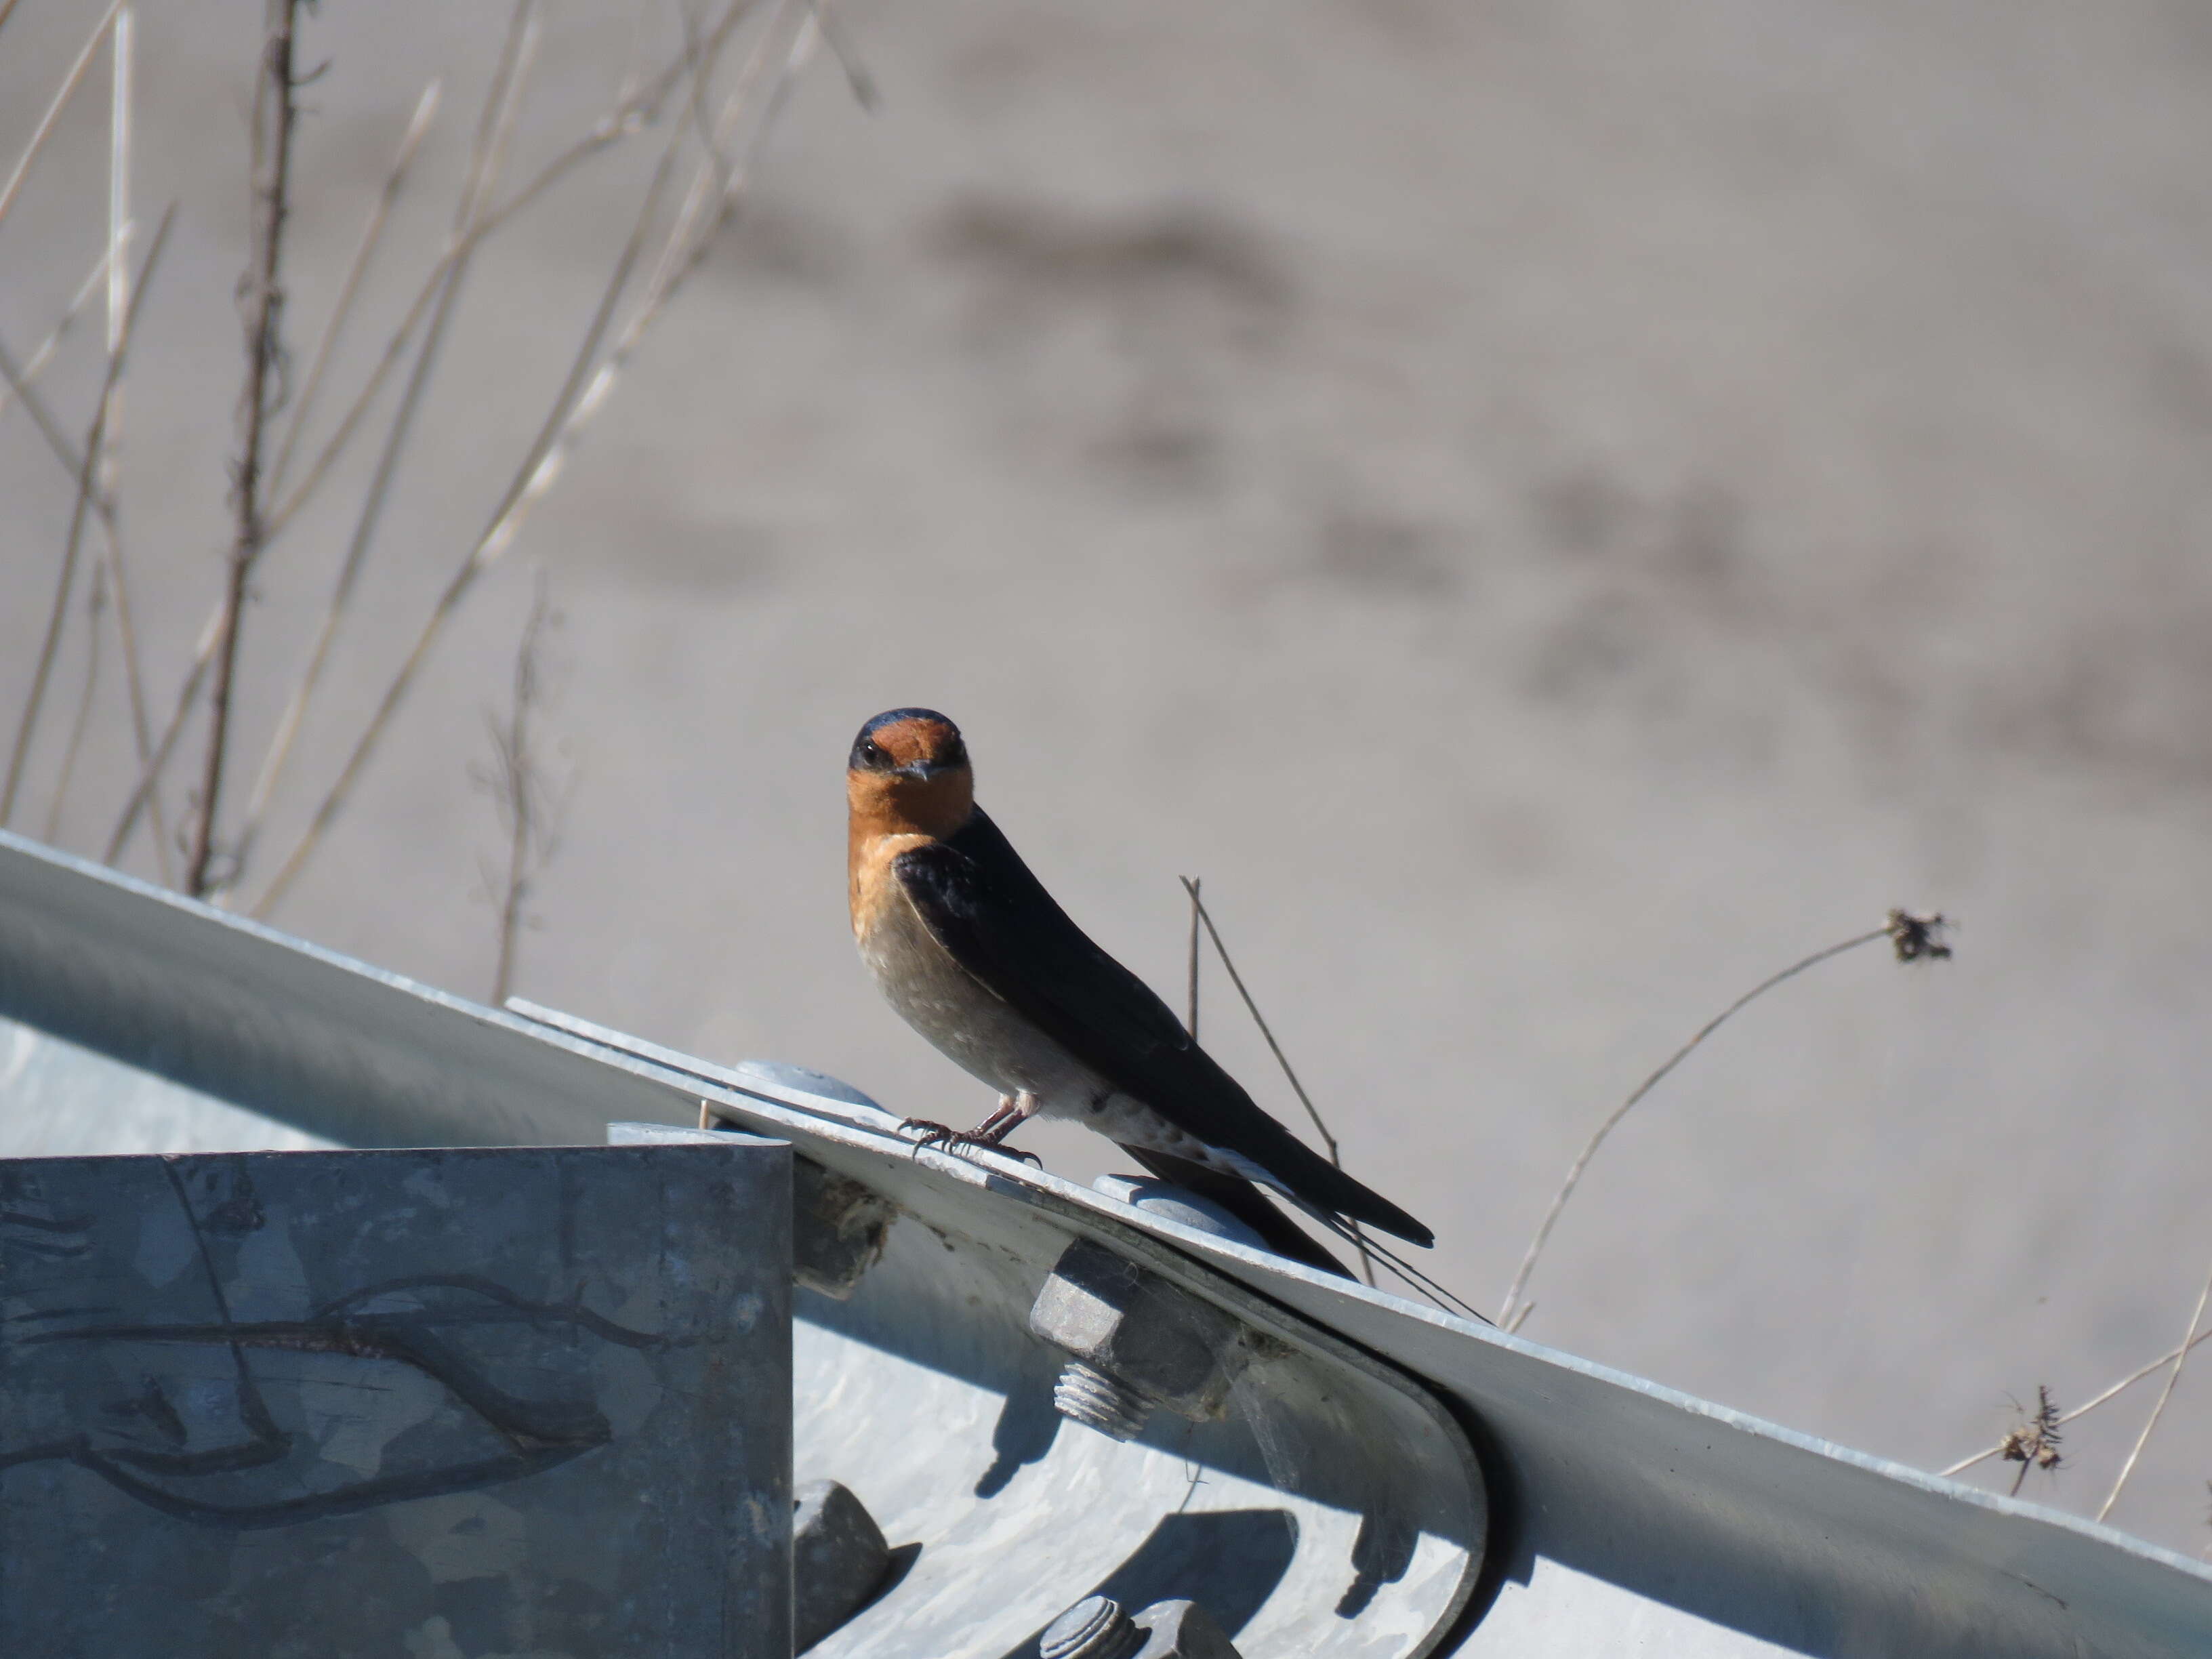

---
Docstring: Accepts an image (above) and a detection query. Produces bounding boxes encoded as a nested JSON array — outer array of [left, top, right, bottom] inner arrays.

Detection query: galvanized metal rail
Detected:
[[3, 828, 2209, 1656]]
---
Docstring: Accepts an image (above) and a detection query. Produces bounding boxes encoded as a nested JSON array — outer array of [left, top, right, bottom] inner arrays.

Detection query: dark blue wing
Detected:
[[893, 810, 1433, 1248]]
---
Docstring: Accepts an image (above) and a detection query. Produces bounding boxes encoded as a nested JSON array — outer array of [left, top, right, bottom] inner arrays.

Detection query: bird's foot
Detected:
[[897, 1118, 1043, 1168]]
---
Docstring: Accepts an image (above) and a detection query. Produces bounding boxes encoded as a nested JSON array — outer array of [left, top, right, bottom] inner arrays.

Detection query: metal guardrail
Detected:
[[4, 828, 2210, 1656]]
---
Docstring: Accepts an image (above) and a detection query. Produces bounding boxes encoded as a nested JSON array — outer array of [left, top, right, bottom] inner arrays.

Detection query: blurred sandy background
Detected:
[[4, 0, 2211, 1553]]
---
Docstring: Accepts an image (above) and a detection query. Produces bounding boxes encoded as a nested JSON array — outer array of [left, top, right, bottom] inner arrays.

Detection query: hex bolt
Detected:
[[1130, 1599, 1244, 1658], [1052, 1358, 1153, 1439], [792, 1479, 892, 1652], [1026, 1239, 1251, 1441], [1038, 1596, 1245, 1659], [1040, 1595, 1145, 1659]]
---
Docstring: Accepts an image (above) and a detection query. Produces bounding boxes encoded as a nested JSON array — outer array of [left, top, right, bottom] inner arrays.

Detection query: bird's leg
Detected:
[[899, 1092, 1043, 1166]]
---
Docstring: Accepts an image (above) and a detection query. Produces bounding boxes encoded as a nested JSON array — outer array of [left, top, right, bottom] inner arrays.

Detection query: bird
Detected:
[[844, 706, 1433, 1278]]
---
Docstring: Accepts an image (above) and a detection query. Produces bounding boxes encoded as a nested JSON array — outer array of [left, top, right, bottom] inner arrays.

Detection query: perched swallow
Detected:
[[845, 708, 1433, 1277]]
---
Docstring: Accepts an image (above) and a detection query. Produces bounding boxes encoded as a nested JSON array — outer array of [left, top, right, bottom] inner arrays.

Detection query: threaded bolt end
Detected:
[[1053, 1360, 1151, 1440], [1039, 1595, 1144, 1659]]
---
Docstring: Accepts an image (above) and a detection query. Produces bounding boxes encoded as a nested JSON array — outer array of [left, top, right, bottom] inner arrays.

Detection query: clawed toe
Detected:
[[896, 1118, 1041, 1168]]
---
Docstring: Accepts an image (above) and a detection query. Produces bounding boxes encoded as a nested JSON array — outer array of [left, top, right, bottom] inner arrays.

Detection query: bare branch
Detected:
[[1184, 875, 1201, 1040], [1179, 875, 1376, 1286], [42, 565, 106, 845], [2098, 1247, 2212, 1521], [266, 77, 443, 497], [186, 0, 302, 897], [1497, 911, 1951, 1328], [480, 571, 567, 1004], [1, 205, 174, 829], [261, 0, 758, 541], [251, 2, 821, 919], [230, 10, 540, 888], [0, 0, 126, 237], [0, 243, 115, 426]]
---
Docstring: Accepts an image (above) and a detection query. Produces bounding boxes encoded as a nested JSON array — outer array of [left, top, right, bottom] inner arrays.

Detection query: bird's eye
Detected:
[[860, 739, 884, 766]]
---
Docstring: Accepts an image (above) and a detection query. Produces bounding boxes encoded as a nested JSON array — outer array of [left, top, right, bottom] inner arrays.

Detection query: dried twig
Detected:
[[1184, 875, 1202, 1040], [0, 0, 126, 237], [186, 0, 301, 897], [104, 1, 750, 876], [1, 205, 173, 829], [1999, 1385, 2064, 1498], [250, 2, 821, 919], [1497, 909, 1951, 1328], [266, 77, 443, 496], [0, 245, 115, 428], [1943, 1325, 2212, 1479], [229, 15, 538, 890], [42, 566, 107, 846], [1179, 875, 1377, 1286], [2098, 1246, 2212, 1522], [473, 572, 568, 1004], [260, 0, 758, 543]]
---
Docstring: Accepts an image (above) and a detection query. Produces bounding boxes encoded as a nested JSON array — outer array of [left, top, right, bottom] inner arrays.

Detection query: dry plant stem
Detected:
[[107, 0, 739, 870], [2097, 1248, 2212, 1522], [262, 0, 757, 543], [1942, 1325, 2212, 1478], [1497, 925, 1893, 1328], [0, 0, 125, 237], [229, 14, 539, 886], [0, 0, 24, 45], [104, 605, 220, 865], [488, 575, 556, 1004], [251, 3, 819, 919], [186, 0, 300, 897], [43, 569, 106, 844], [0, 206, 173, 830], [1185, 876, 1202, 1040], [266, 78, 443, 497], [96, 3, 171, 884], [1177, 876, 1378, 1288], [0, 243, 117, 424]]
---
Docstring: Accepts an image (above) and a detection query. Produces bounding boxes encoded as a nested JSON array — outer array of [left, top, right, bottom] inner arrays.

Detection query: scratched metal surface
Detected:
[[0, 1140, 792, 1656], [5, 830, 2212, 1656]]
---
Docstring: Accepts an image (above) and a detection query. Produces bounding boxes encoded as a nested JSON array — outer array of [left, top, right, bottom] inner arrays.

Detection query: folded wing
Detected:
[[892, 810, 1434, 1249]]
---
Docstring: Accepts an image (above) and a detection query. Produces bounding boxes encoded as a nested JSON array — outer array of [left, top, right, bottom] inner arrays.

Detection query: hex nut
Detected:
[[793, 1479, 892, 1652], [1132, 1599, 1244, 1658], [793, 1158, 893, 1300], [1027, 1239, 1251, 1427]]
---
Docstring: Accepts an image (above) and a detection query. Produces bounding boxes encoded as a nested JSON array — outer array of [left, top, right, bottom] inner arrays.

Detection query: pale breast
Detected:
[[853, 838, 1093, 1103]]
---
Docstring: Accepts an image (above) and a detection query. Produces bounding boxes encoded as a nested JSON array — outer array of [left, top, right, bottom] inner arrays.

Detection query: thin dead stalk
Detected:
[[104, 602, 220, 865], [1185, 876, 1202, 1040], [1179, 874, 1377, 1287], [187, 0, 301, 897], [266, 77, 443, 496], [0, 0, 126, 237], [475, 573, 567, 1004], [42, 566, 107, 844], [1942, 1324, 2212, 1479], [230, 14, 538, 888], [0, 244, 115, 425], [1, 205, 173, 829], [1497, 910, 1952, 1328], [261, 0, 758, 544], [251, 3, 821, 920], [2097, 1248, 2212, 1522]]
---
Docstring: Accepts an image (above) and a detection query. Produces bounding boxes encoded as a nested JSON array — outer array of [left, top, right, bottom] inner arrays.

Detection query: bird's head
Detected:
[[846, 708, 974, 838]]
